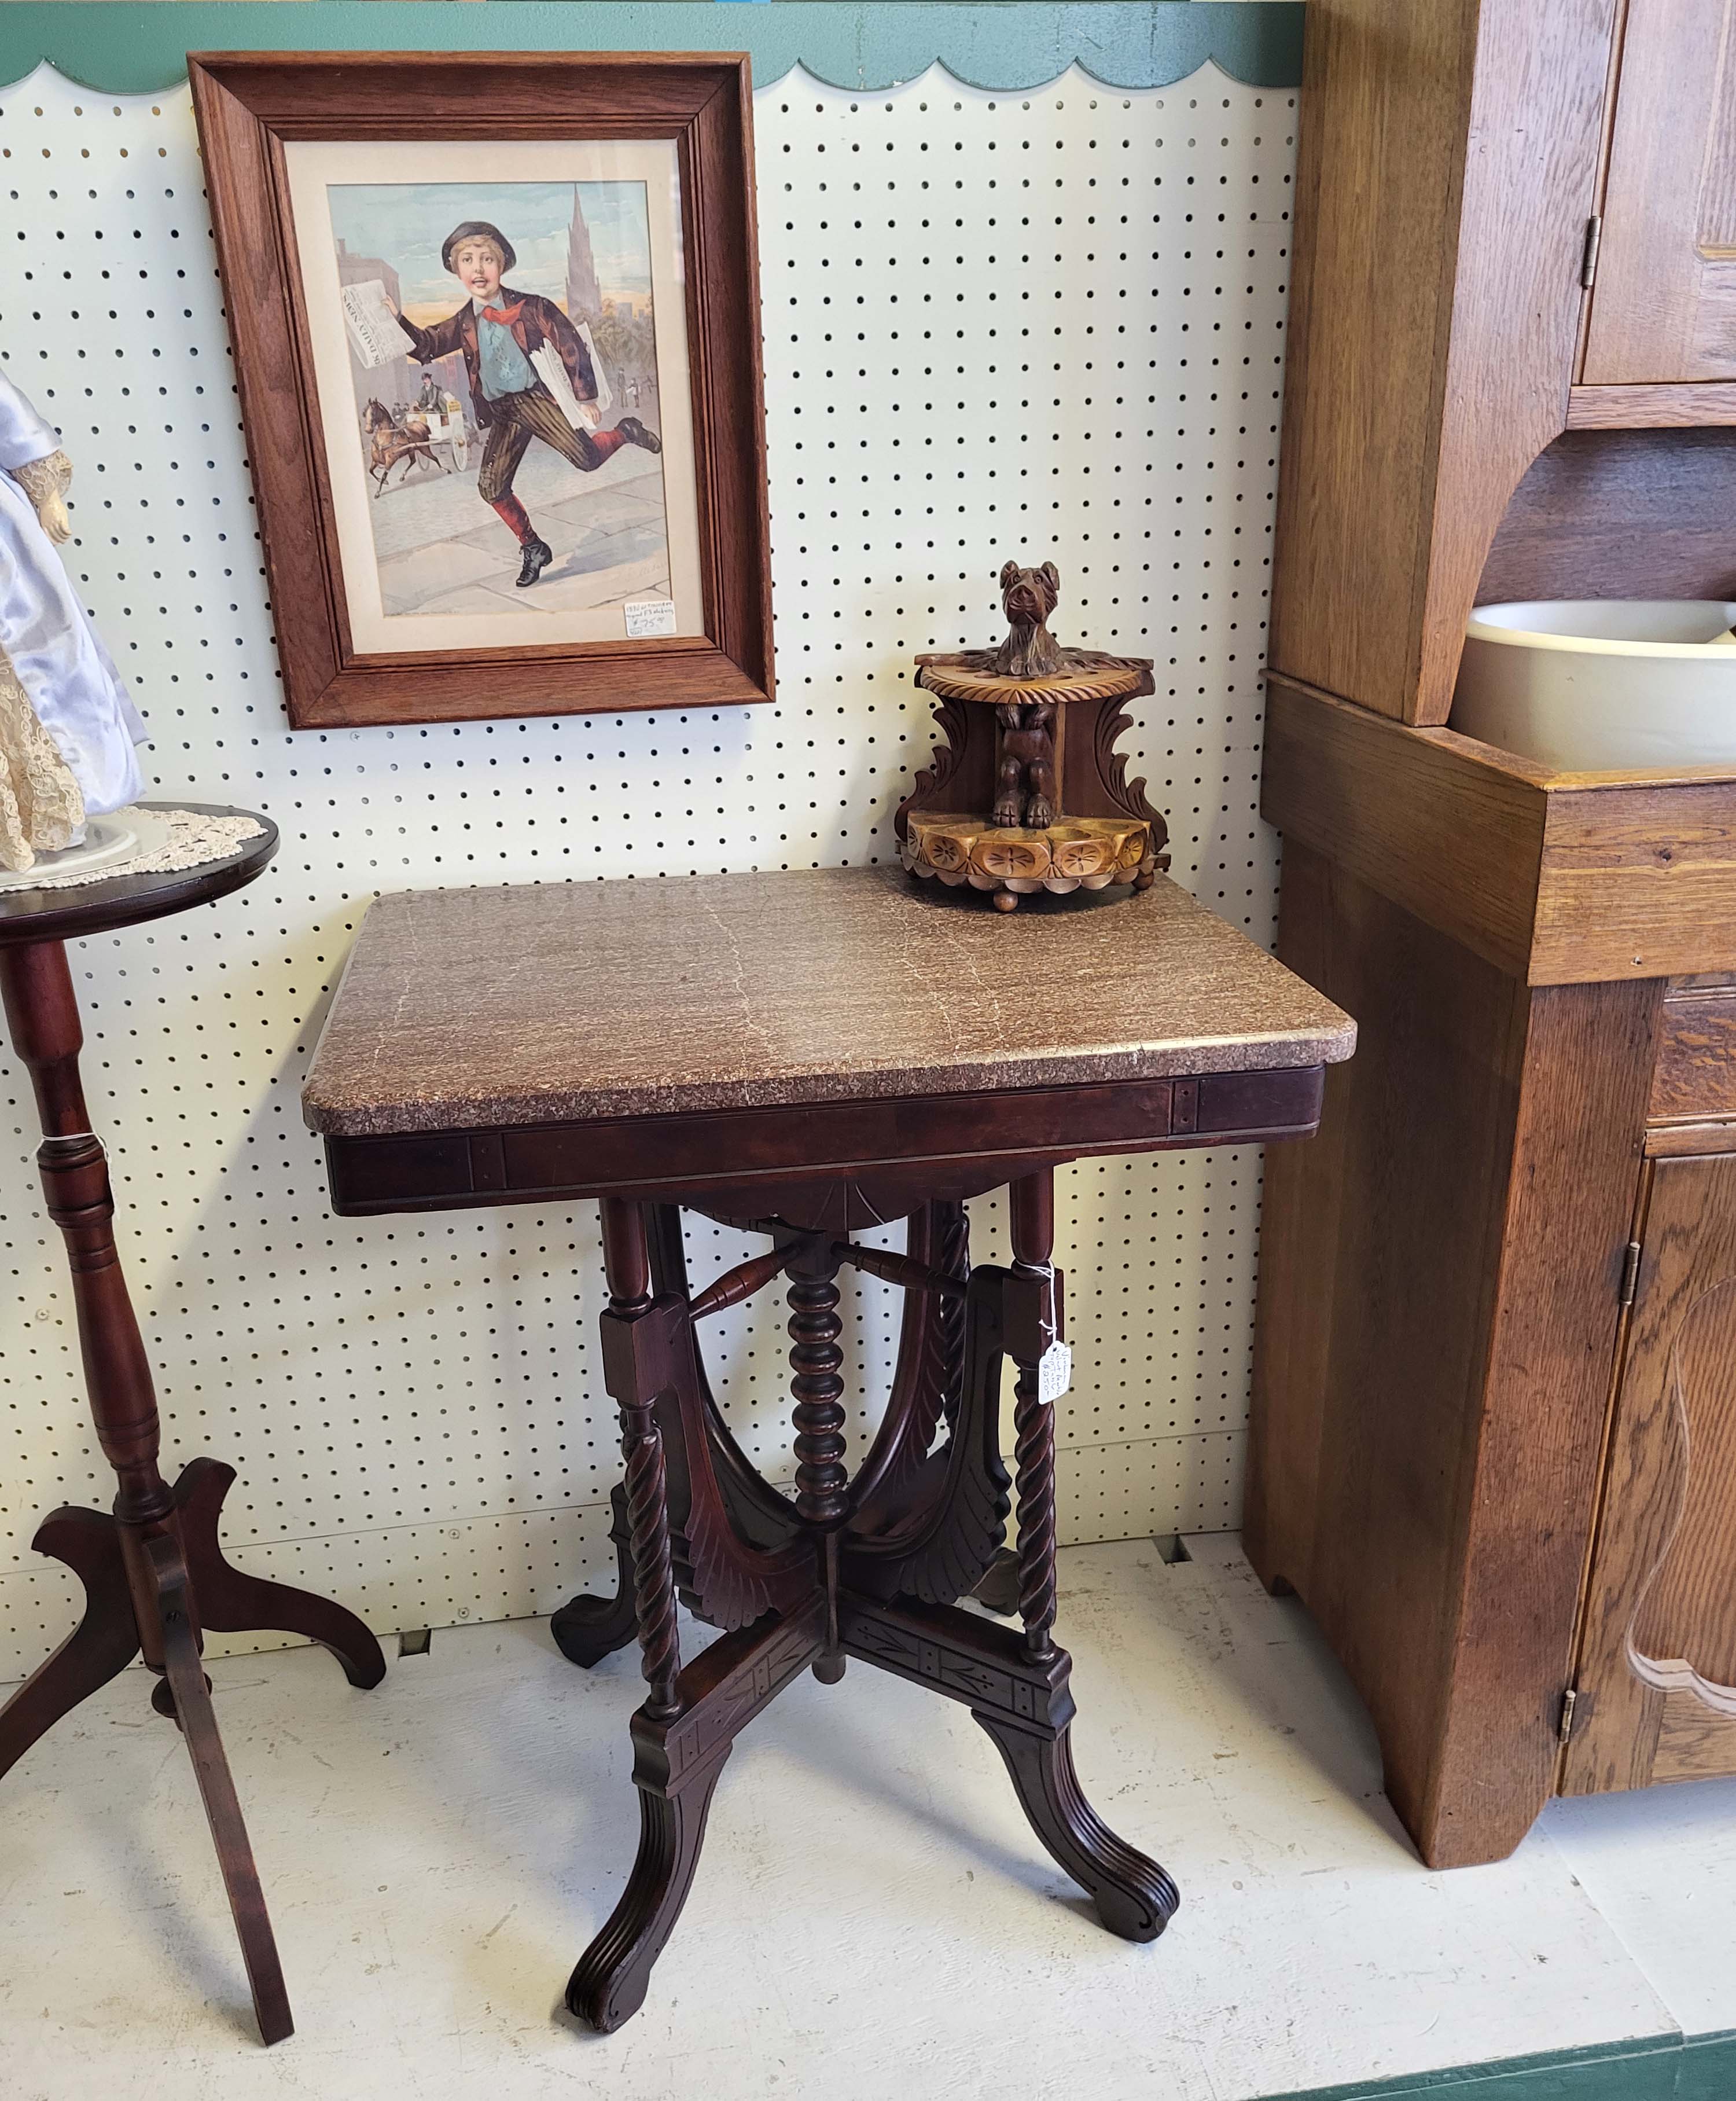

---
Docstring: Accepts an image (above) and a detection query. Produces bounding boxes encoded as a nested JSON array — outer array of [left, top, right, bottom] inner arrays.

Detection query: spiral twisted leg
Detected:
[[1008, 1168, 1061, 1665], [1012, 1369, 1058, 1660], [597, 1199, 683, 1721], [623, 1411, 681, 1719]]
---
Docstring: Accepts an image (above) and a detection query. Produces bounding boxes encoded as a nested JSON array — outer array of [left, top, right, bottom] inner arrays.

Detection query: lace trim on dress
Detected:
[[11, 807, 266, 890], [0, 650, 86, 871], [11, 449, 73, 506]]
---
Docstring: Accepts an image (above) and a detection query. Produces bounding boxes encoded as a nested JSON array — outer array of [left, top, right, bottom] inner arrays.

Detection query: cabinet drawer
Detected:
[[1652, 986, 1736, 1125]]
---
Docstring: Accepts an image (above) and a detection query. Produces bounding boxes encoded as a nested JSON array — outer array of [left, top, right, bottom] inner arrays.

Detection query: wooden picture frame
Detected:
[[189, 51, 772, 728]]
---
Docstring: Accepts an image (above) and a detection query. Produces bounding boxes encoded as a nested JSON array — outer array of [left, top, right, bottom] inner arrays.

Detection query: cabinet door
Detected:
[[1581, 0, 1736, 383], [1562, 1154, 1736, 1795]]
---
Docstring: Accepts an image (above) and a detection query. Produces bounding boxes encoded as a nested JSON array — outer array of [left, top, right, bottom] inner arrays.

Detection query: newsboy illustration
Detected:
[[395, 219, 661, 589]]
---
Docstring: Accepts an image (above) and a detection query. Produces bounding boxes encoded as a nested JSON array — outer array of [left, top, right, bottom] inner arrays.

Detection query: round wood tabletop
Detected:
[[0, 803, 279, 949]]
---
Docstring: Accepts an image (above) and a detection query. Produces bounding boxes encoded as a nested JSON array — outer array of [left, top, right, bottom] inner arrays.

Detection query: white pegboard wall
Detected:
[[0, 63, 1294, 1676]]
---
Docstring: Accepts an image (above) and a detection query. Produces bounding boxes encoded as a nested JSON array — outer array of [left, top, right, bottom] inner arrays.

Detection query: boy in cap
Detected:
[[395, 219, 661, 588]]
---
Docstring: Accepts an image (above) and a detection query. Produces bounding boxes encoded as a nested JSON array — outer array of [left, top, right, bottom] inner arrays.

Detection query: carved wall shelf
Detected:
[[895, 563, 1169, 913]]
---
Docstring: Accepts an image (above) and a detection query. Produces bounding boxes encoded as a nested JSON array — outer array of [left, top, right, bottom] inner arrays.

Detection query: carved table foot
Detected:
[[551, 1483, 641, 1669], [841, 1592, 1177, 1942], [568, 1598, 826, 2033], [974, 1713, 1178, 1941], [567, 1759, 727, 2034]]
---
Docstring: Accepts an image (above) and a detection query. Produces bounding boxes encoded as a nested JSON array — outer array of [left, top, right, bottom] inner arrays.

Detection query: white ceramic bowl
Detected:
[[1451, 600, 1736, 771]]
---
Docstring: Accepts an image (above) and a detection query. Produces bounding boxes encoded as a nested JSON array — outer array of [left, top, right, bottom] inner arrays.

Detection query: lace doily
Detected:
[[18, 808, 266, 890]]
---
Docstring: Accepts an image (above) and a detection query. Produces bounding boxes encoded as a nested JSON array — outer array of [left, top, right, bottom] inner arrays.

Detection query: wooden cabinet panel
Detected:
[[1583, 0, 1736, 383], [1651, 985, 1736, 1123], [1247, 847, 1660, 1865], [1270, 0, 1616, 725], [1563, 1154, 1736, 1795]]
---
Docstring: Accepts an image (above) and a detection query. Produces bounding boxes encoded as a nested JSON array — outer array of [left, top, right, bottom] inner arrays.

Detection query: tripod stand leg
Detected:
[[173, 1459, 385, 1689], [0, 1507, 138, 1782], [150, 1533, 294, 2047]]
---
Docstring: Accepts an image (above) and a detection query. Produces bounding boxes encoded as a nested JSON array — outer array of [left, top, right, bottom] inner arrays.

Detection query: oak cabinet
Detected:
[[1249, 739, 1736, 1863], [1581, 0, 1736, 384], [1251, 0, 1736, 1871]]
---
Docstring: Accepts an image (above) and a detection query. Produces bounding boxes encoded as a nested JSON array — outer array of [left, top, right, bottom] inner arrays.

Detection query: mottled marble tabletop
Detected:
[[303, 866, 1355, 1137]]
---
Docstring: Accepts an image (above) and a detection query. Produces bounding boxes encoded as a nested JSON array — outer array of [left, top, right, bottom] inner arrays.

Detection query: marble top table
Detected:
[[301, 864, 1354, 2037], [304, 866, 1355, 1219]]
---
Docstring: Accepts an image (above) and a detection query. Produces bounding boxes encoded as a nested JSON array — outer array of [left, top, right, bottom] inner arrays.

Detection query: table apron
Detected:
[[317, 1065, 1325, 1217]]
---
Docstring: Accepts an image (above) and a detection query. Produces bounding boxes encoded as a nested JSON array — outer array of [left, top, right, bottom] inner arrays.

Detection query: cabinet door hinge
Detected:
[[1580, 214, 1603, 291], [1559, 1687, 1579, 1746], [1619, 1239, 1642, 1306]]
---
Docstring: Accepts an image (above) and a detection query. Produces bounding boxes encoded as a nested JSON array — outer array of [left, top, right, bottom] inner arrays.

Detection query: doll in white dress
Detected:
[[0, 370, 146, 870]]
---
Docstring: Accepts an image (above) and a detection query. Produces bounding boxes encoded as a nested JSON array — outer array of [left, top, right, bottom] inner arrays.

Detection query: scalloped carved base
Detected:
[[902, 810, 1158, 908], [893, 569, 1171, 913]]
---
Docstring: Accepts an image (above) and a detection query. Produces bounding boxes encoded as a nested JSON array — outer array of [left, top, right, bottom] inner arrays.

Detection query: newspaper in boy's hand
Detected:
[[341, 279, 405, 370]]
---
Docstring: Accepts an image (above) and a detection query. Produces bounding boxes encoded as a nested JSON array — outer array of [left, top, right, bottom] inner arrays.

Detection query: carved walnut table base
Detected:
[[303, 866, 1356, 2035], [0, 810, 386, 2047], [549, 1179, 1176, 2030]]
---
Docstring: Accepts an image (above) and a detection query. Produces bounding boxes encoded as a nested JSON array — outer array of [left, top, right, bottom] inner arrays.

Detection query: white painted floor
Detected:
[[3, 1537, 1732, 2101]]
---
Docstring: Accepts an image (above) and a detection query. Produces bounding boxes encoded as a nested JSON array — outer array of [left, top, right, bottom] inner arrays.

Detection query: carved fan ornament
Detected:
[[896, 560, 1170, 911]]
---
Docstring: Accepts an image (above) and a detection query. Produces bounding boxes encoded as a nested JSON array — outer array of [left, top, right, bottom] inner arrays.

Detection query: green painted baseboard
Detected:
[[1273, 2031, 1736, 2101], [0, 1, 1305, 96]]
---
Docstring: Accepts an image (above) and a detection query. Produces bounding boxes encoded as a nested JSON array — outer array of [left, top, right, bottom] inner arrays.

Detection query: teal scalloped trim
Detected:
[[0, 3, 1305, 99]]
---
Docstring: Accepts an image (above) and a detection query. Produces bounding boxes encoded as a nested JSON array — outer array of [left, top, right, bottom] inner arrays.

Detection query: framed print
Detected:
[[189, 53, 771, 728]]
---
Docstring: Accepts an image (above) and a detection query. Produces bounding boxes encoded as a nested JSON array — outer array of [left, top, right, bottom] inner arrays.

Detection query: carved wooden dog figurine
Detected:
[[991, 560, 1063, 679], [990, 561, 1061, 827]]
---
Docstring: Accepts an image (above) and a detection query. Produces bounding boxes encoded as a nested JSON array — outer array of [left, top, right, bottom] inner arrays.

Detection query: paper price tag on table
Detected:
[[1038, 1340, 1073, 1405]]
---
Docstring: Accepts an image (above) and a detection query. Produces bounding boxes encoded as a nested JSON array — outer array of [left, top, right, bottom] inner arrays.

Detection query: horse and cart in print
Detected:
[[361, 395, 470, 497]]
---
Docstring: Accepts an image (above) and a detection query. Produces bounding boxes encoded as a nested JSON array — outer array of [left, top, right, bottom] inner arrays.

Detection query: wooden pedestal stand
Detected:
[[896, 562, 1168, 910], [0, 809, 385, 2045]]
